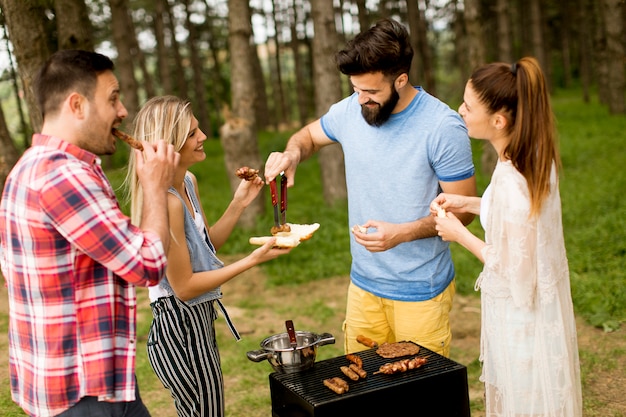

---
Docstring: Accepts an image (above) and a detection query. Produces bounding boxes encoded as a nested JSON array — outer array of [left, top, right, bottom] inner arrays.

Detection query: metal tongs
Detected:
[[270, 172, 289, 234]]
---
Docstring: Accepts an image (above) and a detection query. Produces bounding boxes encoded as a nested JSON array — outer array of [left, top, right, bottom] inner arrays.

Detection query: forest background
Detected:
[[0, 0, 625, 415]]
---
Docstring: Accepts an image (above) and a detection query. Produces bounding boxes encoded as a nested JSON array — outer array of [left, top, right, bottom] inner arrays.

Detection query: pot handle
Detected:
[[246, 349, 272, 362], [317, 332, 335, 347]]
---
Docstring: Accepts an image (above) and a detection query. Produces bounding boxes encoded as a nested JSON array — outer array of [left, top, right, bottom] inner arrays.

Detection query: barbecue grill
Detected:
[[269, 343, 470, 416]]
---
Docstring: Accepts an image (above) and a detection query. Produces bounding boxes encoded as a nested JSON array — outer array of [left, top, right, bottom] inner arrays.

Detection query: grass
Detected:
[[554, 90, 626, 331], [1, 87, 625, 415]]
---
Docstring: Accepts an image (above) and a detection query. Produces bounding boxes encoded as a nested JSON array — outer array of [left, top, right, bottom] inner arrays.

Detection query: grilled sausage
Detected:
[[340, 365, 360, 381], [346, 353, 363, 369], [356, 335, 378, 348], [323, 377, 349, 394], [349, 363, 367, 379], [112, 128, 143, 151]]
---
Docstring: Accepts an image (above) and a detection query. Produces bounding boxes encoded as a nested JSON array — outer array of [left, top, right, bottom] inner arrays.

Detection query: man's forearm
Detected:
[[403, 215, 439, 241], [285, 123, 325, 162], [140, 191, 170, 251]]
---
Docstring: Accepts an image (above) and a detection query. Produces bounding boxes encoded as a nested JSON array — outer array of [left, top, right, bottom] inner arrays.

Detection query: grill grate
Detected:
[[269, 343, 470, 416]]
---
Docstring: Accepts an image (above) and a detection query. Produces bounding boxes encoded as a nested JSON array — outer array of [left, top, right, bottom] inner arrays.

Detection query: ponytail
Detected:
[[508, 57, 560, 217]]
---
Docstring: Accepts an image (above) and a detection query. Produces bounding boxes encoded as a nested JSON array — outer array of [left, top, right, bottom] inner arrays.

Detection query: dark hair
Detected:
[[335, 18, 413, 79], [34, 50, 115, 118], [469, 57, 559, 217]]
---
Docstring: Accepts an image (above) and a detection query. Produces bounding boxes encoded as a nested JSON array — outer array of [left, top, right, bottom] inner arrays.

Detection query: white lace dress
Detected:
[[476, 160, 582, 416]]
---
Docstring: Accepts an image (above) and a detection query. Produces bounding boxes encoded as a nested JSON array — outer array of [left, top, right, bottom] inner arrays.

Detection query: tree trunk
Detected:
[[496, 0, 512, 62], [452, 0, 469, 83], [310, 0, 347, 205], [464, 0, 486, 71], [379, 0, 390, 18], [126, 10, 155, 100], [165, 0, 189, 99], [108, 0, 139, 126], [0, 101, 20, 194], [222, 0, 265, 228], [578, 0, 592, 103], [182, 0, 211, 135], [601, 0, 625, 114], [336, 0, 347, 45], [488, 0, 512, 178], [529, 0, 547, 72], [290, 0, 310, 127], [594, 0, 610, 106], [559, 0, 573, 88], [269, 0, 289, 129], [153, 0, 173, 95], [250, 42, 272, 130], [204, 4, 227, 133], [263, 13, 278, 129], [2, 26, 32, 147], [0, 0, 51, 134], [355, 0, 370, 32], [462, 0, 496, 175], [412, 1, 436, 95], [54, 0, 94, 51], [406, 0, 422, 87]]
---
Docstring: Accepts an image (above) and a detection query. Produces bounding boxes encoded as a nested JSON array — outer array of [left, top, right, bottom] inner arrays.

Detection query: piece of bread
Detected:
[[249, 235, 301, 248], [432, 203, 446, 218], [249, 223, 320, 248], [282, 223, 320, 240], [351, 224, 367, 234]]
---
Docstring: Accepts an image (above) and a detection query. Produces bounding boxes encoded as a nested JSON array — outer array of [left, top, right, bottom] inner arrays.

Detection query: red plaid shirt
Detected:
[[0, 134, 167, 416]]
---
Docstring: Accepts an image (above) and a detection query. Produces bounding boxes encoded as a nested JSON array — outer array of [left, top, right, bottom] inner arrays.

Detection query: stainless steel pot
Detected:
[[246, 331, 335, 373]]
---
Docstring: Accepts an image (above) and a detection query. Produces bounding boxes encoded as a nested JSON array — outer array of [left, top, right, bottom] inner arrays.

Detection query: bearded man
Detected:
[[264, 19, 476, 356]]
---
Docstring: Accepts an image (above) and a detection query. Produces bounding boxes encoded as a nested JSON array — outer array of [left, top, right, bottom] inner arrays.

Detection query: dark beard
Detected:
[[361, 88, 400, 127]]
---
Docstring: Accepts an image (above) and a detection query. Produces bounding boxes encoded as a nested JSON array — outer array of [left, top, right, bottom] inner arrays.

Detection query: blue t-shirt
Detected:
[[320, 87, 474, 301]]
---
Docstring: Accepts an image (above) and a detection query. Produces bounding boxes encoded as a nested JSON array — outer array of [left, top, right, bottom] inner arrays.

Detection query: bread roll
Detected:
[[249, 223, 320, 248], [351, 224, 367, 234], [282, 223, 320, 240], [248, 235, 301, 248]]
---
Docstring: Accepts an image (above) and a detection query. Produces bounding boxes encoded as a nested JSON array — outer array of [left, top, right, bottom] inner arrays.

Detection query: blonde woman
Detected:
[[125, 95, 290, 416], [431, 58, 582, 416]]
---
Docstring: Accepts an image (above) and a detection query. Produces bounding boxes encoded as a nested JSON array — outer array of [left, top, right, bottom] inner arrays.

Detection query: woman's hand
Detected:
[[249, 238, 293, 263], [434, 212, 467, 243], [430, 193, 482, 217], [232, 176, 264, 207], [431, 193, 465, 215]]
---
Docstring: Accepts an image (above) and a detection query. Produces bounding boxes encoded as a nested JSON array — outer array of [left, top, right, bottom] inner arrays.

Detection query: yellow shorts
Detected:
[[342, 280, 456, 357]]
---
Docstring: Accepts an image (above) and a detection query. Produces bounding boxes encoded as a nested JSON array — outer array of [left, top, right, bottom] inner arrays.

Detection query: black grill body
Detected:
[[269, 344, 470, 416]]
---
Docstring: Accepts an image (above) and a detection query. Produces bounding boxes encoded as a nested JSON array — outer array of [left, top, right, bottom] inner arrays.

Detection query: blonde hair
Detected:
[[124, 96, 193, 224]]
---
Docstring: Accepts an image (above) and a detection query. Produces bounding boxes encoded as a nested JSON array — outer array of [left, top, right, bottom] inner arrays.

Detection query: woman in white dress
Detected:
[[430, 57, 582, 416]]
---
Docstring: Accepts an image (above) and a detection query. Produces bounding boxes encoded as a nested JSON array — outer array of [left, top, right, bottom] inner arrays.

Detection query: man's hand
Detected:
[[351, 220, 405, 252], [136, 140, 180, 250], [264, 151, 299, 186], [136, 140, 179, 193]]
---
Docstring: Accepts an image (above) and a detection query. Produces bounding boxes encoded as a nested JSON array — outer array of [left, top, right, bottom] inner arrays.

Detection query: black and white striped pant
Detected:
[[147, 295, 223, 417]]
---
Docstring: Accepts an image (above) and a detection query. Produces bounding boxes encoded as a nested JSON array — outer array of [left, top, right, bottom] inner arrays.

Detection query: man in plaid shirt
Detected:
[[0, 50, 179, 416]]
